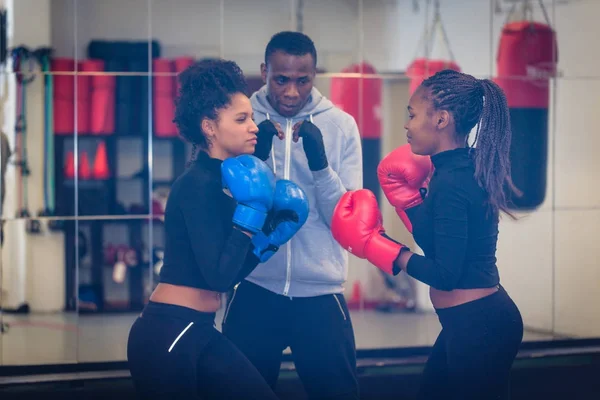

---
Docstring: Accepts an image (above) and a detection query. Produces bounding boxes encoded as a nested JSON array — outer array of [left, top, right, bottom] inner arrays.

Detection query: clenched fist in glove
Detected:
[[293, 120, 328, 171], [221, 155, 276, 234], [253, 120, 284, 161], [331, 189, 407, 275], [252, 180, 309, 262], [377, 144, 433, 233]]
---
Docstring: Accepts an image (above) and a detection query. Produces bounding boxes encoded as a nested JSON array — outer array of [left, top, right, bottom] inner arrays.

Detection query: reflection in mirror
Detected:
[[487, 0, 557, 344], [147, 137, 190, 308], [74, 0, 150, 61], [151, 0, 221, 60], [1, 218, 77, 366], [324, 72, 442, 348], [551, 76, 600, 340], [73, 0, 152, 159], [1, 76, 5, 361], [76, 216, 152, 363], [302, 0, 360, 73], [395, 0, 490, 100], [1, 0, 599, 372], [492, 0, 557, 212], [223, 0, 294, 76], [2, 0, 80, 367]]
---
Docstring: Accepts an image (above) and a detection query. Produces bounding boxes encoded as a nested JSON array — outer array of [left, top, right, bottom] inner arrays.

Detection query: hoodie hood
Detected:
[[251, 85, 335, 120]]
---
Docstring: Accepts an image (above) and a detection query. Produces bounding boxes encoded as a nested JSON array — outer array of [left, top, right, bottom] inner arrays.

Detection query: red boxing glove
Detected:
[[332, 189, 405, 275], [377, 144, 433, 233]]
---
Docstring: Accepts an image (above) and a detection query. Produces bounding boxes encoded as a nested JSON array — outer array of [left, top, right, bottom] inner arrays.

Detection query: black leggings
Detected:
[[222, 280, 359, 400], [127, 301, 279, 399], [418, 285, 524, 400]]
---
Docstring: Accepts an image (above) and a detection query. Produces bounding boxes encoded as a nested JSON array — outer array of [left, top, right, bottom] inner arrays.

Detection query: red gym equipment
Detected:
[[406, 0, 460, 95], [494, 2, 558, 210]]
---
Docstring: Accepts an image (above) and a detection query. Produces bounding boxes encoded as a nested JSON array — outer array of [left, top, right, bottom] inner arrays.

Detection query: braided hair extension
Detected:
[[173, 58, 248, 166], [420, 69, 521, 218]]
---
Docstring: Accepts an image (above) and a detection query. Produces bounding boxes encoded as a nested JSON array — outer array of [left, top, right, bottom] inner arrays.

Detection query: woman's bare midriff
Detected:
[[430, 285, 499, 309], [149, 283, 222, 313]]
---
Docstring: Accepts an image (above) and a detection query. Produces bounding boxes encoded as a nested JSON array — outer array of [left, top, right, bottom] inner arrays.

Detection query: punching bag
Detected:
[[173, 56, 195, 95], [495, 21, 557, 210], [153, 58, 177, 137], [85, 59, 115, 135], [88, 40, 159, 136], [330, 62, 382, 201], [406, 58, 461, 95], [77, 60, 95, 134], [52, 58, 75, 135]]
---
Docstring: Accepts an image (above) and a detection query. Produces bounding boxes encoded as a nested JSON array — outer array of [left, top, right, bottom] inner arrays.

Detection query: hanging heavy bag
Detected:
[[494, 2, 557, 210], [173, 56, 195, 92], [330, 61, 383, 202], [407, 58, 460, 95], [51, 58, 75, 135], [77, 59, 98, 135], [88, 59, 116, 135], [406, 0, 460, 96], [153, 58, 177, 137]]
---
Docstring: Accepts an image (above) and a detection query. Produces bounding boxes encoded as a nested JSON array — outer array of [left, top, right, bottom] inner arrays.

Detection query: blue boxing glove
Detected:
[[252, 180, 309, 262], [221, 155, 276, 234]]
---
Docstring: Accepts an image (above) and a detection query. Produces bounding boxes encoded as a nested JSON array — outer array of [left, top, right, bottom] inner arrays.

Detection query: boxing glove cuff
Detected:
[[233, 204, 268, 234], [366, 233, 405, 276], [251, 231, 280, 262]]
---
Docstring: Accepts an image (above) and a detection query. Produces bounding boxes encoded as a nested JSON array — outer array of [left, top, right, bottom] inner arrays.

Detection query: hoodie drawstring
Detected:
[[265, 112, 277, 175]]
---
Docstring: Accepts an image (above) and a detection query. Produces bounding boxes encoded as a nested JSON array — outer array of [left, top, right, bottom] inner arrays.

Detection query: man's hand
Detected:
[[253, 120, 285, 161], [293, 120, 328, 171]]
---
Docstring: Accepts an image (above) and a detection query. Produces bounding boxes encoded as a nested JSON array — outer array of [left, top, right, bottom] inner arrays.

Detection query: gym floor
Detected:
[[0, 308, 558, 366]]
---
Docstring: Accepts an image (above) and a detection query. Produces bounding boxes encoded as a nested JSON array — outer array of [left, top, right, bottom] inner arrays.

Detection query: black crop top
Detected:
[[159, 151, 261, 292], [404, 147, 500, 291]]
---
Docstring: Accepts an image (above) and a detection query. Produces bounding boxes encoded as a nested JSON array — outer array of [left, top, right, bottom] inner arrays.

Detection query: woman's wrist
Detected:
[[394, 246, 413, 273], [233, 225, 254, 238]]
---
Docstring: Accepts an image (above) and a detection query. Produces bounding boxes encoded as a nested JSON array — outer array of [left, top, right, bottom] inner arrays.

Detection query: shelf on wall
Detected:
[[54, 126, 186, 314]]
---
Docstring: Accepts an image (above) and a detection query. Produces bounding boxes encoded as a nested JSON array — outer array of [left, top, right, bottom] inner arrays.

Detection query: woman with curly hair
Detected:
[[126, 59, 291, 399]]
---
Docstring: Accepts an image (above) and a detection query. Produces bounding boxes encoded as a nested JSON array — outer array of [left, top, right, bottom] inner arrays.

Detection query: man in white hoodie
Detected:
[[222, 31, 363, 399]]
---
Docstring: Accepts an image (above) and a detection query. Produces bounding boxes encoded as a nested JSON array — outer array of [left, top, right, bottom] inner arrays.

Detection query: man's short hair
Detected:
[[264, 31, 317, 67]]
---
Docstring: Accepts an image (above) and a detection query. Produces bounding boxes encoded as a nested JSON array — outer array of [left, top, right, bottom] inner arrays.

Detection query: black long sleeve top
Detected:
[[158, 151, 261, 293], [405, 147, 500, 291]]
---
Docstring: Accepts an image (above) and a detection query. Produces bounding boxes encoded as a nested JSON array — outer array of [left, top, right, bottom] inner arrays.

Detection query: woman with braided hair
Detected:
[[331, 69, 524, 399]]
